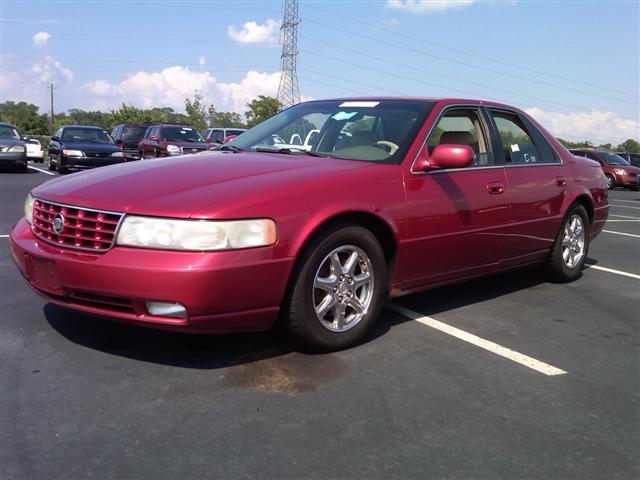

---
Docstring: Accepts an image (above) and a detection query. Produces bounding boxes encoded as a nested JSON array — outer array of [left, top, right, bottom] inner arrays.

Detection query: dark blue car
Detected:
[[48, 125, 125, 174]]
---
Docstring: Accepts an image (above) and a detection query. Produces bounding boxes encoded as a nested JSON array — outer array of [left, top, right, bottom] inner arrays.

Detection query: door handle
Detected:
[[486, 182, 505, 194], [556, 176, 568, 187]]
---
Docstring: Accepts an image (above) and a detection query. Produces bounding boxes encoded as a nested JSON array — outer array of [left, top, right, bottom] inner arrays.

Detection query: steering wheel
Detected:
[[374, 140, 399, 155]]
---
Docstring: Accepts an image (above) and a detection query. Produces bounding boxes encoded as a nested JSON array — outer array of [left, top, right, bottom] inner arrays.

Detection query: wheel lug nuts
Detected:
[[347, 291, 353, 297], [339, 275, 344, 281], [333, 287, 338, 292]]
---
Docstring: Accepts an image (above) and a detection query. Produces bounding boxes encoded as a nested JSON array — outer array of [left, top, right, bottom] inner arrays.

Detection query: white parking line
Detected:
[[28, 165, 56, 176], [0, 235, 8, 238], [585, 264, 640, 280], [609, 214, 639, 219], [609, 204, 640, 210], [603, 230, 640, 239], [609, 199, 639, 204], [604, 220, 640, 222], [386, 303, 567, 376]]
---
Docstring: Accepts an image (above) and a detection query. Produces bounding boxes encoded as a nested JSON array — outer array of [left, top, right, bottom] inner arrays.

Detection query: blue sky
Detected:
[[1, 0, 638, 144]]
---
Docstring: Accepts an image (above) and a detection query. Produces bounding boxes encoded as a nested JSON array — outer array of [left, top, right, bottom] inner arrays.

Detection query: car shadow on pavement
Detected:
[[43, 303, 294, 369]]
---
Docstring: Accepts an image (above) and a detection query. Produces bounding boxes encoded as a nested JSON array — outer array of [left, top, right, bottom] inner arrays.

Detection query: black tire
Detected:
[[57, 158, 68, 174], [18, 162, 28, 173], [283, 225, 388, 352], [605, 174, 615, 190], [545, 204, 590, 283], [139, 150, 145, 160]]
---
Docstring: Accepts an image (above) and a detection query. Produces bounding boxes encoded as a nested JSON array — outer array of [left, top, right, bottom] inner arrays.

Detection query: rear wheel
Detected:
[[283, 225, 387, 351], [605, 174, 615, 190], [545, 204, 589, 282]]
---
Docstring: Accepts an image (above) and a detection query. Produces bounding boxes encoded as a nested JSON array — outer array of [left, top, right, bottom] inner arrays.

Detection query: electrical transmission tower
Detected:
[[276, 0, 300, 110]]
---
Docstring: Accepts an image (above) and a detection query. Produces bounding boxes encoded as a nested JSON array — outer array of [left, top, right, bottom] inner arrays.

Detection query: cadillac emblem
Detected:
[[52, 213, 65, 234]]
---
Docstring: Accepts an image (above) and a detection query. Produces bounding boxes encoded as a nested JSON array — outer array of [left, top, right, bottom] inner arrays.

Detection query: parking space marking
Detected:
[[610, 199, 639, 204], [585, 264, 640, 280], [602, 230, 640, 239], [604, 220, 640, 222], [0, 235, 8, 238], [386, 303, 567, 376], [27, 165, 56, 176], [609, 214, 639, 219], [609, 204, 640, 210]]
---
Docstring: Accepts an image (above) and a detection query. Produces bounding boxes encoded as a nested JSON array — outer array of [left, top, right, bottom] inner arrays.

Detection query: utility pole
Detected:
[[48, 83, 54, 135], [276, 0, 300, 110]]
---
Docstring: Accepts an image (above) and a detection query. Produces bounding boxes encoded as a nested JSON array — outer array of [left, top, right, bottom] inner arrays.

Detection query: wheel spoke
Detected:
[[343, 251, 359, 275], [563, 247, 571, 262], [315, 294, 335, 318], [329, 253, 342, 276], [562, 235, 571, 246], [353, 272, 371, 288], [347, 297, 365, 314], [334, 303, 347, 329], [314, 275, 336, 293]]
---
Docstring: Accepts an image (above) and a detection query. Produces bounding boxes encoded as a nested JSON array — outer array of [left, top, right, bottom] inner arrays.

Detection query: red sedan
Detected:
[[10, 98, 608, 350]]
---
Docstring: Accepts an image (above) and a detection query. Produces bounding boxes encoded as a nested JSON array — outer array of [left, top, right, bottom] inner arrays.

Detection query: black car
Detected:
[[615, 152, 640, 168], [0, 122, 28, 172], [48, 125, 125, 174], [111, 123, 148, 161]]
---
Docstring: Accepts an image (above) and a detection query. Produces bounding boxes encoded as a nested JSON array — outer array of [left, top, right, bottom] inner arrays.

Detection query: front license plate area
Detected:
[[25, 254, 63, 295]]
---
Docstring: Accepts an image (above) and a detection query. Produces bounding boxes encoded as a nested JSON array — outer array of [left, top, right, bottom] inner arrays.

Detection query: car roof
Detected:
[[0, 121, 18, 128], [62, 125, 108, 130], [307, 96, 519, 109]]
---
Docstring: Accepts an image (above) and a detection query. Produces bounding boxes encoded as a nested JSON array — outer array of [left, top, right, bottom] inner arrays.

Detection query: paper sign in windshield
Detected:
[[331, 111, 359, 121], [339, 101, 380, 108]]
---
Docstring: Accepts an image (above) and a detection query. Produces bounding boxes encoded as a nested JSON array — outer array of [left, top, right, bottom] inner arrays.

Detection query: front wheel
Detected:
[[605, 174, 615, 190], [545, 205, 589, 282], [283, 225, 388, 351]]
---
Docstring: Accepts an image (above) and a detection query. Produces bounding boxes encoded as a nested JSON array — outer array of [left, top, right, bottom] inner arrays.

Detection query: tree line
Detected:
[[1, 96, 638, 153], [0, 93, 281, 136]]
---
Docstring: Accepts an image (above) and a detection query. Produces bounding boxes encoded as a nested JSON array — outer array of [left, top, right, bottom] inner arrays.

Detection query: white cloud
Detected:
[[217, 70, 281, 112], [386, 0, 475, 14], [198, 56, 206, 66], [525, 107, 640, 145], [227, 19, 280, 46], [32, 31, 51, 48], [83, 66, 217, 111]]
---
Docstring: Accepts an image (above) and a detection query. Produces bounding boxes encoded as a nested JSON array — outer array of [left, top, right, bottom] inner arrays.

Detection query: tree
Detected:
[[184, 92, 208, 131], [0, 101, 48, 135], [208, 108, 245, 128], [245, 95, 281, 127], [616, 138, 640, 153], [556, 138, 594, 149]]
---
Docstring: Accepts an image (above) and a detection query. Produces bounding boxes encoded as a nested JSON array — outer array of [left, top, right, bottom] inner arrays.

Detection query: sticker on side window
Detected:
[[510, 144, 520, 152], [331, 111, 359, 121]]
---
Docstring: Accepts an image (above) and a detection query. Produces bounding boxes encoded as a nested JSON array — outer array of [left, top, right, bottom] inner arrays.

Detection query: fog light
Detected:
[[145, 301, 187, 319]]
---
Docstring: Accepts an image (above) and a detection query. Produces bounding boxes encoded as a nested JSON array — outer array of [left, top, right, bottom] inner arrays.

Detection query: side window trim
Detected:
[[518, 113, 561, 164]]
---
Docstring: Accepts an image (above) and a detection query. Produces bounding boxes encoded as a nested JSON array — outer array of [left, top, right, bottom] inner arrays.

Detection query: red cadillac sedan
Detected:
[[10, 98, 608, 350]]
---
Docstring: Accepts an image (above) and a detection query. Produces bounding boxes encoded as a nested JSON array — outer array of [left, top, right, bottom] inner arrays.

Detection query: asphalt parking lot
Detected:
[[1, 163, 638, 479]]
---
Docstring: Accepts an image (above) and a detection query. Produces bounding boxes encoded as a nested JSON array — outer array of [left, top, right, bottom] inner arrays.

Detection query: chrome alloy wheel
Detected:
[[313, 245, 374, 333], [562, 214, 586, 269]]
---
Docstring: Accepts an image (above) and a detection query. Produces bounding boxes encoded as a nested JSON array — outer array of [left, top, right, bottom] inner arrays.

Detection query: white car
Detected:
[[25, 138, 44, 162]]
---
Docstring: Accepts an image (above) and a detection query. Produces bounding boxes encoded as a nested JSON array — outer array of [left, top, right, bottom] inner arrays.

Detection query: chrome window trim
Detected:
[[32, 197, 125, 253]]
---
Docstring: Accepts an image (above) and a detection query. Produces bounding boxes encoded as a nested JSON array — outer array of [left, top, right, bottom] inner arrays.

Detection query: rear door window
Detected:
[[489, 111, 542, 165]]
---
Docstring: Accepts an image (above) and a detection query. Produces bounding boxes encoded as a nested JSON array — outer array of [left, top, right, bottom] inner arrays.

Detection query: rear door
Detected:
[[486, 108, 567, 262], [400, 106, 510, 288]]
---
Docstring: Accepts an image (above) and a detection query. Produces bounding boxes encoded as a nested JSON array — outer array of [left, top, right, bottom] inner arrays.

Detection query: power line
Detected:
[[306, 4, 638, 99]]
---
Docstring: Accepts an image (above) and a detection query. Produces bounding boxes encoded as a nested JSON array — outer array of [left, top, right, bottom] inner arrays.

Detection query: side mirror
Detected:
[[148, 134, 159, 142], [416, 144, 474, 172], [51, 136, 59, 142]]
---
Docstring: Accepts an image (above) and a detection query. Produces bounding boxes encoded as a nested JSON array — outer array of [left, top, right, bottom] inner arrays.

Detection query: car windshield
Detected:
[[160, 126, 204, 143], [0, 125, 21, 140], [62, 128, 114, 144], [227, 100, 434, 164], [122, 126, 147, 141], [601, 152, 631, 166]]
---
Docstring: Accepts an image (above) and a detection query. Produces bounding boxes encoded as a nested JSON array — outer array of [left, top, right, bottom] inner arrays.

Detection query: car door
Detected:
[[400, 106, 510, 288], [49, 128, 63, 162], [486, 108, 567, 262], [140, 127, 158, 157]]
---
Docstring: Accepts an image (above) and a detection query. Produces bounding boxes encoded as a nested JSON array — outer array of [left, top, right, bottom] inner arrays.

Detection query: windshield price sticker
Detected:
[[339, 101, 380, 108]]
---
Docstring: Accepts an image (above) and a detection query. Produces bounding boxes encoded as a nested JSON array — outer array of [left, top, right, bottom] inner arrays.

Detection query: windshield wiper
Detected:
[[254, 146, 326, 157], [220, 144, 243, 152]]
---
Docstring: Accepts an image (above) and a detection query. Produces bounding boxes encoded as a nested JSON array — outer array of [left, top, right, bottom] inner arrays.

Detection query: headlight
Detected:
[[166, 145, 181, 154], [111, 151, 125, 158], [116, 216, 277, 251], [613, 168, 626, 175], [8, 145, 25, 153], [24, 193, 34, 224], [62, 149, 83, 157]]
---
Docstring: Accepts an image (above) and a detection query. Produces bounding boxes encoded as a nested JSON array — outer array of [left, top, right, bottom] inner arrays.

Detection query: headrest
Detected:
[[439, 130, 476, 146]]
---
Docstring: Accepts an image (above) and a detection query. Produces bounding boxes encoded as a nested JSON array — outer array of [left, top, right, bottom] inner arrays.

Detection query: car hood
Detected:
[[33, 151, 376, 218], [0, 138, 25, 148], [61, 141, 120, 153]]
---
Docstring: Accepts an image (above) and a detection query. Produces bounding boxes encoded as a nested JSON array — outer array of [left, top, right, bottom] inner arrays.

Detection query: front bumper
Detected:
[[27, 150, 44, 159], [0, 151, 27, 165], [10, 218, 294, 333], [617, 173, 638, 187], [61, 156, 125, 170]]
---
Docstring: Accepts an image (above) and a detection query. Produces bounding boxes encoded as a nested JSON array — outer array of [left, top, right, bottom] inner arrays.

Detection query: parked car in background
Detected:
[[111, 124, 148, 161], [615, 152, 640, 168], [139, 124, 208, 158], [25, 138, 44, 163], [203, 127, 247, 147], [48, 125, 125, 174], [570, 149, 639, 190], [0, 122, 28, 172], [12, 98, 608, 351]]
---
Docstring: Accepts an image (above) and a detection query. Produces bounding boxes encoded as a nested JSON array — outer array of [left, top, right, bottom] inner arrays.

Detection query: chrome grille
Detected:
[[31, 199, 123, 252]]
